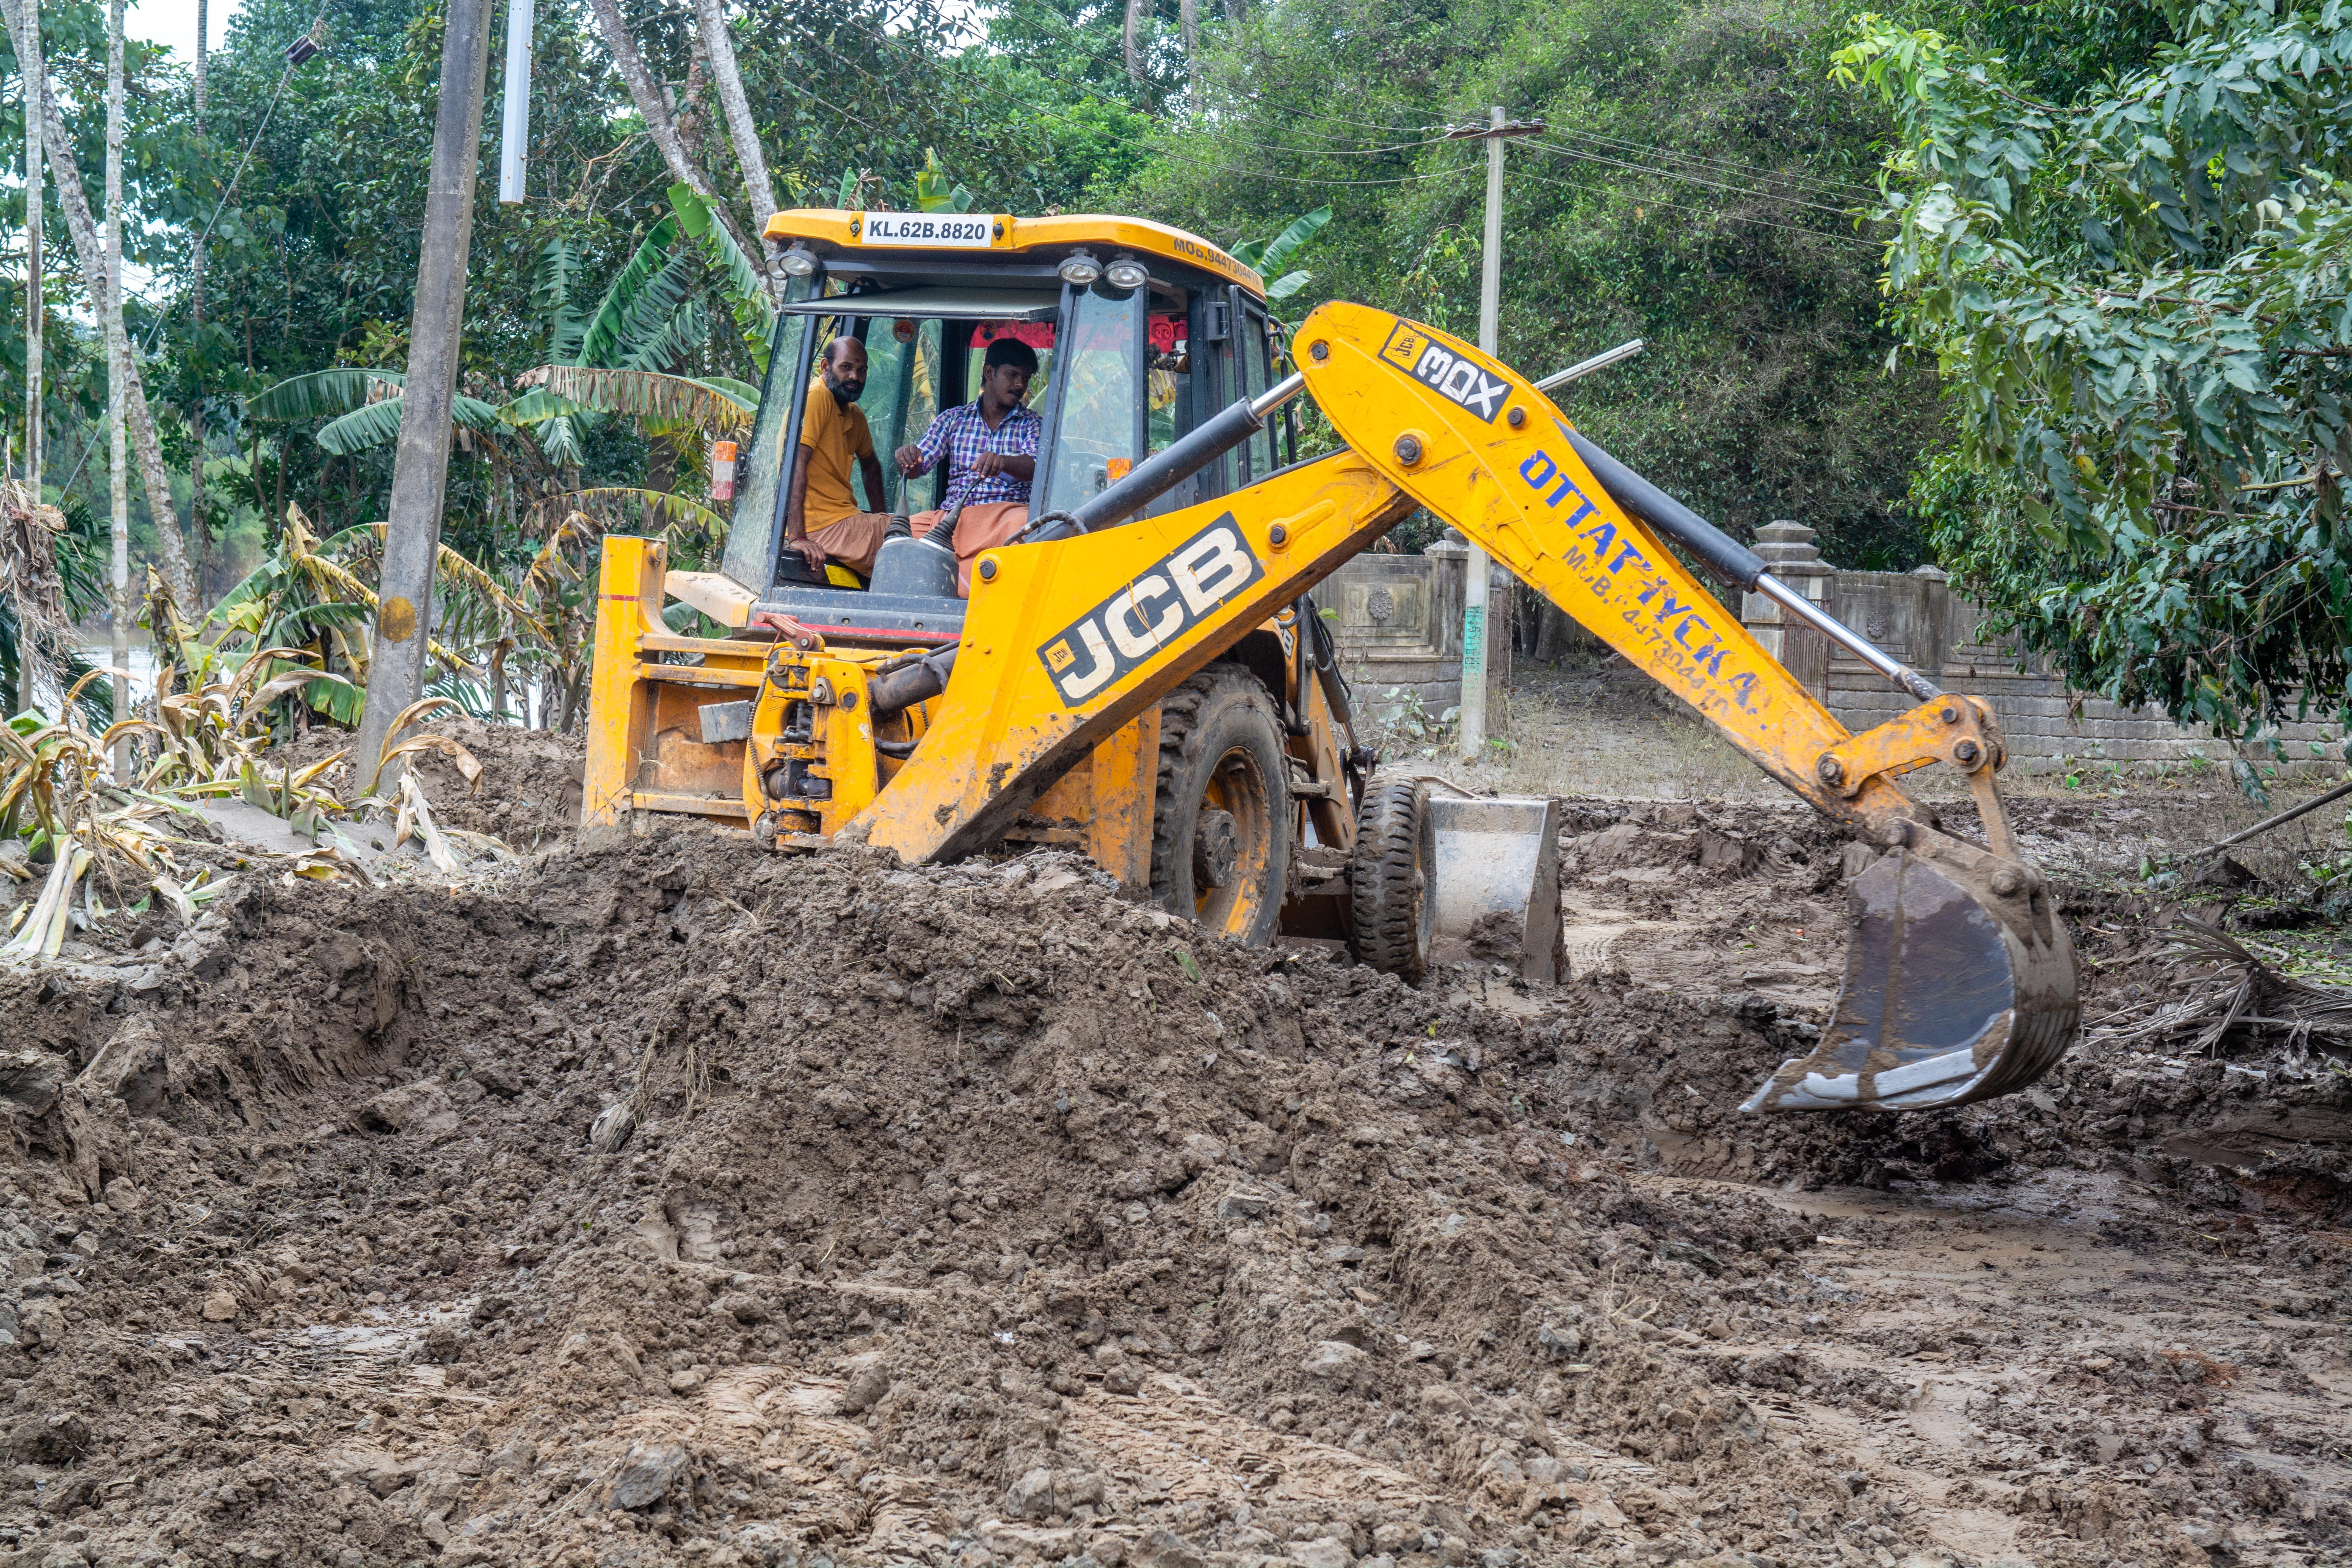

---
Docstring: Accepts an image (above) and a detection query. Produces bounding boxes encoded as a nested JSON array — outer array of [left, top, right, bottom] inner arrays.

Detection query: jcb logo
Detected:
[[1038, 517, 1262, 706], [1378, 320, 1508, 423]]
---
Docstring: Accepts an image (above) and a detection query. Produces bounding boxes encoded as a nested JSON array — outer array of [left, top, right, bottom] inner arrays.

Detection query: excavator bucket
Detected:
[[1425, 795, 1564, 983], [1740, 829, 2078, 1112]]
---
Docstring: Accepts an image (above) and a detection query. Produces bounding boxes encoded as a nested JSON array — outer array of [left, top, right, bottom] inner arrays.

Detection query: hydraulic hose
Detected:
[[1565, 431, 1941, 703]]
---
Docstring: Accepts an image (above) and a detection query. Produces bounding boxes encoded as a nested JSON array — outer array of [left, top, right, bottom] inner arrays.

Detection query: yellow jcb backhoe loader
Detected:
[[584, 210, 2078, 1113]]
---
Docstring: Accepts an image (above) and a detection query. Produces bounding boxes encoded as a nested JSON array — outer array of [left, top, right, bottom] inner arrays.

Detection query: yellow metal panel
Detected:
[[760, 210, 1265, 296], [1085, 710, 1160, 891], [583, 535, 664, 826], [632, 790, 753, 820], [1294, 302, 1912, 827], [848, 453, 1413, 865], [637, 665, 766, 689], [814, 659, 881, 828]]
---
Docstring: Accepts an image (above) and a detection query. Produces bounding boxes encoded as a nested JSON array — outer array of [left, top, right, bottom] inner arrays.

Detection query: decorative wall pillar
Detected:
[[1739, 520, 1834, 700]]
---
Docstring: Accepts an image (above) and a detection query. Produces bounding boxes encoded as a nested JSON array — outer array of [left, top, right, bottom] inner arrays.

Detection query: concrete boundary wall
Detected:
[[1318, 528, 2339, 771]]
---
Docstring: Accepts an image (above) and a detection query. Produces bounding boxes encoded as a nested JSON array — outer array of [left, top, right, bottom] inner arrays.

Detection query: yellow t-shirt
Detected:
[[799, 379, 875, 530]]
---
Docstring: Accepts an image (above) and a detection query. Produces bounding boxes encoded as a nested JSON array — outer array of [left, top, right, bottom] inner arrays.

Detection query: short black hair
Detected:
[[984, 337, 1039, 375], [823, 334, 864, 366]]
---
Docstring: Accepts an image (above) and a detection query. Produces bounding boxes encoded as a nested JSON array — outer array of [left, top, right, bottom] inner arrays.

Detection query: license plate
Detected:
[[861, 213, 994, 248]]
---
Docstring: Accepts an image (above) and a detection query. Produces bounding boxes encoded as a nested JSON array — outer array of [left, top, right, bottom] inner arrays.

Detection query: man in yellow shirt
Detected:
[[786, 336, 901, 576]]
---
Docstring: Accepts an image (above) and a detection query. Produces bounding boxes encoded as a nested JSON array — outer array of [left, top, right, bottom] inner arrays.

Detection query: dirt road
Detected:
[[0, 734, 2344, 1567]]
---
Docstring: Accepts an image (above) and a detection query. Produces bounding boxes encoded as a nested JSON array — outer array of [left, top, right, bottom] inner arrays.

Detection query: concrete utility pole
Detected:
[[105, 0, 125, 777], [352, 0, 495, 794], [497, 0, 531, 203], [1446, 107, 1542, 762], [189, 0, 207, 601], [17, 0, 38, 502]]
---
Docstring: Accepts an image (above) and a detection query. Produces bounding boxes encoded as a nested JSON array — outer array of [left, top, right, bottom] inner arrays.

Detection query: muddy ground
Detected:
[[0, 720, 2346, 1568]]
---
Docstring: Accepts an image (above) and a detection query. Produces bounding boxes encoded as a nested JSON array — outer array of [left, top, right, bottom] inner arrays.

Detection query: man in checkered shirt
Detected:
[[895, 337, 1042, 595]]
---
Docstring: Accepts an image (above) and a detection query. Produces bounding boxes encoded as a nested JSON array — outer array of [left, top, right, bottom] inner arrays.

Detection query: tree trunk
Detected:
[[1124, 0, 1147, 87], [581, 0, 764, 273], [107, 0, 126, 762], [690, 0, 781, 275], [0, 0, 196, 607]]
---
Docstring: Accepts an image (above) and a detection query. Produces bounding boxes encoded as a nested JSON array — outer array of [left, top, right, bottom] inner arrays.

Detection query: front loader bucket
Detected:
[[1428, 795, 1565, 983], [1743, 830, 2078, 1112]]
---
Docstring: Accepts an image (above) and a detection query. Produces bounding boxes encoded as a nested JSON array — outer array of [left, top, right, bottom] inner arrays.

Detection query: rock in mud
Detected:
[[838, 1355, 890, 1412], [589, 1100, 635, 1153], [8, 1410, 90, 1463], [0, 1051, 67, 1116], [1300, 1339, 1368, 1383], [1004, 1465, 1105, 1519], [359, 1078, 459, 1137], [1290, 1538, 1355, 1568], [609, 1439, 690, 1509]]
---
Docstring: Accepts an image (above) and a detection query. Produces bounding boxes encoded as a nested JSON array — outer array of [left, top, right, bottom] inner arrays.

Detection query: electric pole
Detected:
[[353, 0, 496, 794], [1446, 107, 1541, 763], [105, 0, 126, 778], [189, 0, 207, 604], [17, 0, 38, 506]]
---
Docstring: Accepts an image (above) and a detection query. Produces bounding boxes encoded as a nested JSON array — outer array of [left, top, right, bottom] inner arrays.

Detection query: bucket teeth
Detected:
[[1743, 833, 2078, 1113]]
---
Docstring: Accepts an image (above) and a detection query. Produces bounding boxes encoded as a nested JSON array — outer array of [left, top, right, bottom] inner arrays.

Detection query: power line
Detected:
[[1193, 162, 1480, 189], [1520, 138, 1875, 221], [1511, 164, 1880, 249], [1197, 131, 1459, 160], [1542, 126, 1882, 199]]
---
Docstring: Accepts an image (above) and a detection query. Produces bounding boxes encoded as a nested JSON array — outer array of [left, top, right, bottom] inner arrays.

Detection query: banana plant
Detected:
[[249, 186, 769, 470], [914, 149, 976, 214], [1231, 205, 1333, 300]]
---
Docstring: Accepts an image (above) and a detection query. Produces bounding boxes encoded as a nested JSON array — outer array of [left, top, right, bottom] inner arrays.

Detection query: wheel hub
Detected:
[[1193, 808, 1240, 889]]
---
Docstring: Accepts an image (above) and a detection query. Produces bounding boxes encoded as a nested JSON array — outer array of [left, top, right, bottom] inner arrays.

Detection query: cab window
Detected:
[[1040, 282, 1144, 515]]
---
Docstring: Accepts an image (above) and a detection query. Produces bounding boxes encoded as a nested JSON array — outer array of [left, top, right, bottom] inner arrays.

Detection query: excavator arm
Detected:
[[846, 301, 2076, 1111]]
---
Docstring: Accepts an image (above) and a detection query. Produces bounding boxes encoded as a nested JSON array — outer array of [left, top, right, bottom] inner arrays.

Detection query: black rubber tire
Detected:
[[1151, 664, 1293, 946], [1347, 778, 1434, 983]]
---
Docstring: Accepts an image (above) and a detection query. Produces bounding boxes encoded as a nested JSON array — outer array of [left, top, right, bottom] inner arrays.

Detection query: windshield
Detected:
[[1041, 284, 1143, 515]]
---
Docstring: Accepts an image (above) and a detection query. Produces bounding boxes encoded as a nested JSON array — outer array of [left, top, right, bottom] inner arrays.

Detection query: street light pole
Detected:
[[353, 0, 497, 794], [1443, 107, 1542, 763], [497, 0, 532, 204]]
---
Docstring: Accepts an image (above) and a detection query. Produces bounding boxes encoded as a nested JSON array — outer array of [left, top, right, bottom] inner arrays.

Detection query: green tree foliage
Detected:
[[1846, 0, 2352, 742], [0, 0, 1992, 727], [1121, 0, 1944, 565]]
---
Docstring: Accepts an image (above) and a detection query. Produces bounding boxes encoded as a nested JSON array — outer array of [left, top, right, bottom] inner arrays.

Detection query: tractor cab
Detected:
[[665, 212, 1298, 650]]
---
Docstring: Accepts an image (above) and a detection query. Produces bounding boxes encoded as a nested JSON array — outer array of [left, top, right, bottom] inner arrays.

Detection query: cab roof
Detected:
[[762, 210, 1266, 299]]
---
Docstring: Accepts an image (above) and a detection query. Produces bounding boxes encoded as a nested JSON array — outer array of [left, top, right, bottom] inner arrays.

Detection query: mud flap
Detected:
[[1742, 833, 2078, 1112], [1428, 796, 1564, 983]]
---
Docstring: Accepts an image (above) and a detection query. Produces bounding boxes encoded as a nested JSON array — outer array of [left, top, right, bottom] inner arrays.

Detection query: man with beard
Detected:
[[784, 335, 902, 577]]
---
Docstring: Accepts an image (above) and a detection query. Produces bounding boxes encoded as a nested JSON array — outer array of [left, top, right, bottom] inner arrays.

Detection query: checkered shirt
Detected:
[[906, 400, 1041, 508]]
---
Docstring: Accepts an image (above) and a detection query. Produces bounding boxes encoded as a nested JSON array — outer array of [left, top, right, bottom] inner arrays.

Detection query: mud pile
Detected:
[[1547, 796, 2352, 1218], [0, 812, 2342, 1567], [276, 715, 586, 848]]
